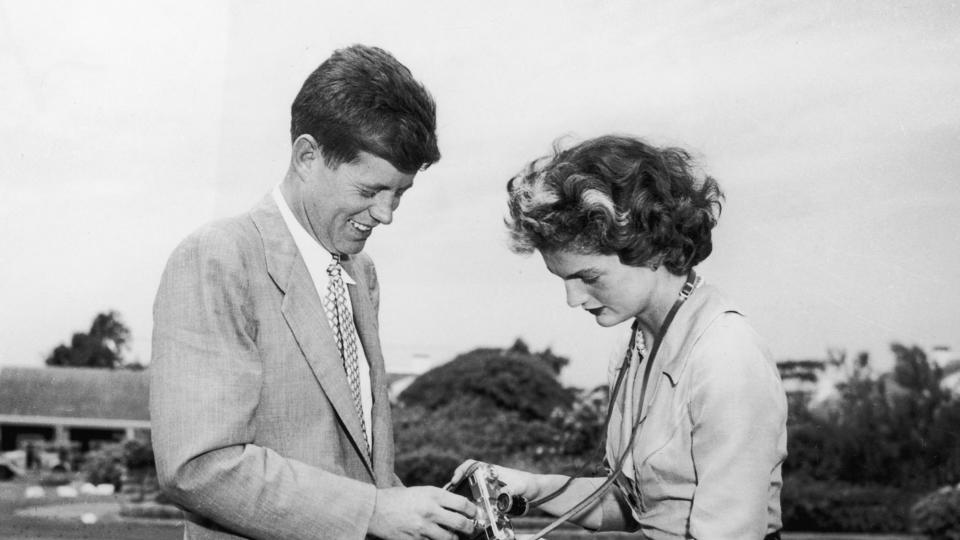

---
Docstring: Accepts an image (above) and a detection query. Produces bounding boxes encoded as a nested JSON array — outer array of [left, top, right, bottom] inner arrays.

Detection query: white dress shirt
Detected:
[[272, 187, 373, 445]]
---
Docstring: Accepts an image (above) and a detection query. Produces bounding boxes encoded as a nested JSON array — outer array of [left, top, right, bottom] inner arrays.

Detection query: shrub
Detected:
[[395, 449, 461, 487], [122, 438, 155, 470], [80, 443, 125, 488], [782, 476, 919, 533], [911, 485, 960, 540], [394, 401, 563, 465], [38, 469, 72, 487], [398, 346, 574, 421]]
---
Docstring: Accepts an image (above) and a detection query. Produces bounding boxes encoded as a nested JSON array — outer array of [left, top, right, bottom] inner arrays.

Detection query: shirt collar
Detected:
[[272, 186, 355, 285]]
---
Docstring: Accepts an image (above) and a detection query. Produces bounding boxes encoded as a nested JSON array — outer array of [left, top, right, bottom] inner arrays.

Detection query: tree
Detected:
[[394, 342, 584, 485], [549, 384, 609, 458], [398, 343, 574, 421], [46, 311, 131, 369], [781, 345, 960, 533], [784, 343, 960, 489]]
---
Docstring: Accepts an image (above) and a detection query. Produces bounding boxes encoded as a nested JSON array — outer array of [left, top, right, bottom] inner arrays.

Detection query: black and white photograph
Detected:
[[1, 1, 959, 539]]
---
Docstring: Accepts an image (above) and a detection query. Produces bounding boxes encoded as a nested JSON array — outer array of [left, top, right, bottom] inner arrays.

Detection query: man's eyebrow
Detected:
[[360, 181, 412, 191]]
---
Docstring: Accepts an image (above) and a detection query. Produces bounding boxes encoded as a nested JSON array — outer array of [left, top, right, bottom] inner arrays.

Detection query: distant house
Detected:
[[386, 372, 421, 401], [931, 345, 960, 394], [384, 349, 444, 401], [776, 359, 828, 398], [0, 366, 150, 453], [777, 345, 960, 416], [0, 354, 441, 454]]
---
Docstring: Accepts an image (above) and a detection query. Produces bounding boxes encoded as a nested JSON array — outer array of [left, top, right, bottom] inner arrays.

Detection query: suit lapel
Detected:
[[342, 257, 395, 486], [250, 196, 375, 478]]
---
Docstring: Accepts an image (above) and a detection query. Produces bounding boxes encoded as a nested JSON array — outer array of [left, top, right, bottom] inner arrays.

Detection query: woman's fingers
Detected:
[[445, 459, 479, 489]]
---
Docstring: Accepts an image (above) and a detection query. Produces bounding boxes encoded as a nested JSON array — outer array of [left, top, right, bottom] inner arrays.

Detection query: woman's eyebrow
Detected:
[[562, 268, 599, 280]]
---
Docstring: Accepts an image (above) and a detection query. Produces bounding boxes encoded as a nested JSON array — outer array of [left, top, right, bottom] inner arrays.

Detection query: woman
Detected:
[[454, 135, 787, 539]]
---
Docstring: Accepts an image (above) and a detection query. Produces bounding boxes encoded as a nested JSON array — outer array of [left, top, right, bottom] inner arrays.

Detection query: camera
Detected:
[[446, 462, 528, 540]]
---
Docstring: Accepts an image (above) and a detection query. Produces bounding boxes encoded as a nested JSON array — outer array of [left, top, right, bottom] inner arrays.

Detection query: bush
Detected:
[[398, 346, 574, 421], [38, 469, 73, 487], [80, 443, 125, 488], [394, 401, 563, 465], [395, 449, 461, 487], [784, 345, 960, 490], [782, 477, 919, 533], [122, 438, 155, 470], [911, 484, 960, 540]]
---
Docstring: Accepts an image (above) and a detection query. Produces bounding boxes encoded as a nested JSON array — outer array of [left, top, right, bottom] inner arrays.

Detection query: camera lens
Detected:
[[496, 493, 528, 516]]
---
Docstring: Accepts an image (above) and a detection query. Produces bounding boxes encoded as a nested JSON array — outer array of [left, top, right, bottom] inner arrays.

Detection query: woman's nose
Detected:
[[564, 281, 587, 308]]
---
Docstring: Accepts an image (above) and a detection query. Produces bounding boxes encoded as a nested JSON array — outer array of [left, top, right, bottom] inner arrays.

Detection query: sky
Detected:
[[2, 0, 959, 388]]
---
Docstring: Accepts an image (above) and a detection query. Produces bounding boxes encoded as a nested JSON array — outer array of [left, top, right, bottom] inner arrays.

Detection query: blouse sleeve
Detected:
[[687, 314, 787, 539]]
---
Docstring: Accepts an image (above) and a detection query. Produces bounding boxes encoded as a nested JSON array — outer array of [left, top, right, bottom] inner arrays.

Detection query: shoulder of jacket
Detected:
[[689, 312, 776, 376], [169, 213, 260, 262]]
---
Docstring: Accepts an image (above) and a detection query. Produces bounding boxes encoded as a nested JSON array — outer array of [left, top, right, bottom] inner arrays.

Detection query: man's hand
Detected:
[[368, 486, 477, 540]]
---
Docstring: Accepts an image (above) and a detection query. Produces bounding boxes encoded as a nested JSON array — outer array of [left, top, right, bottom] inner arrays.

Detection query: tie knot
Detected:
[[327, 256, 342, 278]]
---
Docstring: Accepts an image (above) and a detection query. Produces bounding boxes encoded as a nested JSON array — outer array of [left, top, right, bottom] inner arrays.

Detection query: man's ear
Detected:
[[292, 134, 322, 179]]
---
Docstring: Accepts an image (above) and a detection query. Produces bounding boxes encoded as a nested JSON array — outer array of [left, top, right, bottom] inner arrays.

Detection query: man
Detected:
[[150, 45, 476, 540]]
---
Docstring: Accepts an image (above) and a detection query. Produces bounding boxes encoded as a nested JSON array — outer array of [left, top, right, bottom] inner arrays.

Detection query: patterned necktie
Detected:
[[322, 255, 370, 455]]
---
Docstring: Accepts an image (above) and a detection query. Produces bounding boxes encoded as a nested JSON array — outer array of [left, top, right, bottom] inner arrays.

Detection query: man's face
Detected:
[[303, 150, 416, 255]]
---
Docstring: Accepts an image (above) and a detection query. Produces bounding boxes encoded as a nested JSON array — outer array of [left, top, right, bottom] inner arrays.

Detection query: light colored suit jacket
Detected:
[[605, 283, 788, 539], [150, 195, 398, 540]]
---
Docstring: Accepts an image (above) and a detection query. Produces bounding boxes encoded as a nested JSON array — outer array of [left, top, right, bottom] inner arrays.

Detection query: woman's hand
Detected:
[[448, 459, 540, 500]]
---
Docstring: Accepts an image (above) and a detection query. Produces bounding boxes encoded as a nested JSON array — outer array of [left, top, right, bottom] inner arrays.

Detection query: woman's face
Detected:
[[540, 249, 657, 328]]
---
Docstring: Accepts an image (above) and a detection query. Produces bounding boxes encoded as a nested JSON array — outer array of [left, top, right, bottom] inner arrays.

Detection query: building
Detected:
[[384, 347, 445, 400], [0, 366, 150, 454], [776, 358, 829, 398], [0, 352, 440, 456], [931, 345, 960, 394], [777, 345, 960, 417], [0, 344, 448, 458]]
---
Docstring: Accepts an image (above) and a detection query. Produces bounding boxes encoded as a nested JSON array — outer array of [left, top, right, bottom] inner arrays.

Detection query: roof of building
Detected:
[[386, 372, 420, 386], [943, 360, 960, 377], [0, 366, 149, 421]]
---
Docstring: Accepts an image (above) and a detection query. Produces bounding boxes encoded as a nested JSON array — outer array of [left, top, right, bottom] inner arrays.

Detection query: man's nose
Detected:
[[369, 195, 396, 225]]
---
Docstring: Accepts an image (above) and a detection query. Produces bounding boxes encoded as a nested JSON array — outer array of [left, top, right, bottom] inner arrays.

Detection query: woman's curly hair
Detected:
[[506, 135, 724, 275]]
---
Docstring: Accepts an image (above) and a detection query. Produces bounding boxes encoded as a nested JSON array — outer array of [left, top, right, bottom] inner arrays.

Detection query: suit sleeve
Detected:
[[687, 315, 787, 540], [150, 225, 376, 540]]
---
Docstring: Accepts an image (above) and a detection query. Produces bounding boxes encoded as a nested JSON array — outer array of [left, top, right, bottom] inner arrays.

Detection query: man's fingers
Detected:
[[435, 489, 477, 518], [433, 508, 477, 535], [424, 521, 458, 540]]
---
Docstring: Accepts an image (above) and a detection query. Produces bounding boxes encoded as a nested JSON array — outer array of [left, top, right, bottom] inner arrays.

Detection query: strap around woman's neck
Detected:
[[524, 269, 700, 540]]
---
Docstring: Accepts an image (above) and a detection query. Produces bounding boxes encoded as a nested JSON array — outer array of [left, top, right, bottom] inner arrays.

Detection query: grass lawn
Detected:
[[0, 476, 179, 540], [1, 478, 927, 540]]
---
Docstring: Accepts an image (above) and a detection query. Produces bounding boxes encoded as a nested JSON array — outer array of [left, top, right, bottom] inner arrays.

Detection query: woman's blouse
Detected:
[[604, 283, 788, 539]]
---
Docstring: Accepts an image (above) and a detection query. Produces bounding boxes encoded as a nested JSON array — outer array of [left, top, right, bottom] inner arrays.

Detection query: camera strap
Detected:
[[524, 270, 699, 540]]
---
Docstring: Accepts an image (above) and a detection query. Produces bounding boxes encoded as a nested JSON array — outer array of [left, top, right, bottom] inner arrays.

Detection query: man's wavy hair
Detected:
[[291, 44, 440, 174], [506, 135, 724, 275]]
